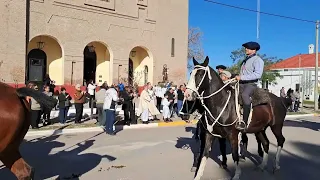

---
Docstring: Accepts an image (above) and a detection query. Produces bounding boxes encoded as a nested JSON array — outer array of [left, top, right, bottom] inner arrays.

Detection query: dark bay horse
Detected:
[[184, 57, 289, 180], [0, 82, 57, 179], [180, 99, 248, 171]]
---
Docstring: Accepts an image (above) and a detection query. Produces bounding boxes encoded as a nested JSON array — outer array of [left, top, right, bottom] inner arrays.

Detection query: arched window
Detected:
[[144, 65, 148, 85], [171, 38, 175, 57]]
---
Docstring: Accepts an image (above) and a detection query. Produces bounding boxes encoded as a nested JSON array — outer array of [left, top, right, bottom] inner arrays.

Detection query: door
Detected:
[[27, 49, 47, 82]]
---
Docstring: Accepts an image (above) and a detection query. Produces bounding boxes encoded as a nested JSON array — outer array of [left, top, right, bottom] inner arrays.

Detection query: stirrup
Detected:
[[236, 121, 246, 130]]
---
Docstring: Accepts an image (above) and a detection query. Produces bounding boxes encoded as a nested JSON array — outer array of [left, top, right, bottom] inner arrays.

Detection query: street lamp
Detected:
[[130, 51, 136, 57], [88, 45, 95, 53], [37, 36, 45, 50]]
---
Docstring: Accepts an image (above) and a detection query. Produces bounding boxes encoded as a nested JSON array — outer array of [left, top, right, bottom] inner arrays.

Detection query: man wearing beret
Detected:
[[235, 41, 264, 131], [216, 65, 227, 74]]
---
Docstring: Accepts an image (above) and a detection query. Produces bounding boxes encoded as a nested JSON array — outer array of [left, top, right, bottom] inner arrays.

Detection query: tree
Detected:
[[188, 27, 204, 70], [227, 48, 282, 86], [0, 61, 5, 82]]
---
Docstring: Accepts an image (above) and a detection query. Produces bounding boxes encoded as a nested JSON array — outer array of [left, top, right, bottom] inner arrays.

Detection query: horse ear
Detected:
[[193, 57, 199, 66], [203, 56, 209, 66]]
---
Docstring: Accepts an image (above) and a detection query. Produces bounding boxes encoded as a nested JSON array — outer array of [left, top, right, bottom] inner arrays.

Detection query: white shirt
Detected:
[[87, 84, 97, 96], [103, 88, 118, 110], [161, 97, 171, 107]]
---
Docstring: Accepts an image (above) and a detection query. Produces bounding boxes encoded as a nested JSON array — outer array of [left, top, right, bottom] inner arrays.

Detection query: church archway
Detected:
[[28, 35, 63, 85], [128, 46, 153, 86]]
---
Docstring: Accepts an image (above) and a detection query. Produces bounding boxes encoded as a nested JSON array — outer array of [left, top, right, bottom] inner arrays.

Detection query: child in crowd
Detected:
[[162, 94, 173, 122]]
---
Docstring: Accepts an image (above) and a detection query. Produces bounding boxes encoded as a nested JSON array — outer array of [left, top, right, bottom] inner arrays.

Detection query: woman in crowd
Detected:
[[58, 87, 71, 125], [74, 84, 86, 124], [121, 86, 136, 126], [103, 85, 119, 135], [95, 82, 108, 125], [29, 83, 41, 129], [42, 85, 53, 125]]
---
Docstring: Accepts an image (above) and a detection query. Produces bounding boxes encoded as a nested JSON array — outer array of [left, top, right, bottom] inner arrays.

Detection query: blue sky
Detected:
[[189, 0, 320, 68]]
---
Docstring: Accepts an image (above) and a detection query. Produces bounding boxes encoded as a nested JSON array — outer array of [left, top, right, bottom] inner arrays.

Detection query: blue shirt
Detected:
[[240, 55, 264, 81], [118, 83, 124, 91]]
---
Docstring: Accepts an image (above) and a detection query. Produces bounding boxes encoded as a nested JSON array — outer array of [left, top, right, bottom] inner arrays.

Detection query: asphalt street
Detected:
[[0, 116, 319, 180]]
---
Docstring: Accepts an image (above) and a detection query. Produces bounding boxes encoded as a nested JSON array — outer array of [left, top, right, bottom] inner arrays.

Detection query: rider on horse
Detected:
[[235, 41, 264, 131]]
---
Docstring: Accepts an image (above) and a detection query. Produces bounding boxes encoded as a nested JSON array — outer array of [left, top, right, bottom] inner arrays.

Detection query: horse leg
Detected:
[[255, 133, 264, 158], [256, 130, 270, 171], [218, 137, 227, 169], [240, 133, 248, 161], [191, 128, 205, 172], [194, 132, 214, 180], [0, 150, 34, 180], [270, 125, 285, 173], [229, 131, 241, 180]]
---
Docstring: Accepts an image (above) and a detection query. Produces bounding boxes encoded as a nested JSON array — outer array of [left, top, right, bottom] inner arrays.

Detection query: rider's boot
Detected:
[[236, 104, 251, 132]]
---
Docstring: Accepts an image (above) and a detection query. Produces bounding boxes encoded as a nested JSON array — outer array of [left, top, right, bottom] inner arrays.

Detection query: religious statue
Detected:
[[162, 64, 168, 82]]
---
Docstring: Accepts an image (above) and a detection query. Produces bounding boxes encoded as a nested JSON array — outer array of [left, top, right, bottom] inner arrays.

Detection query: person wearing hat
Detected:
[[235, 41, 264, 131], [220, 70, 232, 82], [216, 65, 227, 74]]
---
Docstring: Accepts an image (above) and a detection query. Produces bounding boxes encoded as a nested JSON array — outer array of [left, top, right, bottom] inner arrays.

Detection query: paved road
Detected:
[[1, 116, 319, 180]]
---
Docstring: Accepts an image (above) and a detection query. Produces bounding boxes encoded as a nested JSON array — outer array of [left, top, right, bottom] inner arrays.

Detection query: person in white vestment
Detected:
[[162, 94, 173, 122]]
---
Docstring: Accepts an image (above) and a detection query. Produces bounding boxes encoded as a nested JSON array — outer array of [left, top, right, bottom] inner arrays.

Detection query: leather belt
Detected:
[[239, 79, 258, 84]]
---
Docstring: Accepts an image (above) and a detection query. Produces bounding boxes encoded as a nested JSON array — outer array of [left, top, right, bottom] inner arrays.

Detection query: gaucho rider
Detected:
[[235, 41, 264, 131]]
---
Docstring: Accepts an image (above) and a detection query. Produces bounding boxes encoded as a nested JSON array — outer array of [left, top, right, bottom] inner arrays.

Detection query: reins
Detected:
[[186, 65, 242, 138]]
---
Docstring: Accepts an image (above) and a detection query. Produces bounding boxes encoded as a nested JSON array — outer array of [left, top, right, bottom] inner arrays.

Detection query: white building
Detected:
[[268, 45, 320, 101]]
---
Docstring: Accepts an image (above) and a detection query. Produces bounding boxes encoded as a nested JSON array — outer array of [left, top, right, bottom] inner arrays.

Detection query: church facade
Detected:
[[0, 0, 188, 89]]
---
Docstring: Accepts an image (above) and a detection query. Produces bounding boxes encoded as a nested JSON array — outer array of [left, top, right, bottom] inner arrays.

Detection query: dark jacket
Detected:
[[58, 93, 71, 108], [120, 90, 134, 110], [177, 89, 184, 101]]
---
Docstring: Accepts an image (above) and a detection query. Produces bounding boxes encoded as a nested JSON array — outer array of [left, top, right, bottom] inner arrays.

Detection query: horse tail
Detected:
[[16, 87, 58, 110]]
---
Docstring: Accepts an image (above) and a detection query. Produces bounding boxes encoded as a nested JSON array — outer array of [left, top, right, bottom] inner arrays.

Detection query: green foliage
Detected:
[[227, 48, 283, 85]]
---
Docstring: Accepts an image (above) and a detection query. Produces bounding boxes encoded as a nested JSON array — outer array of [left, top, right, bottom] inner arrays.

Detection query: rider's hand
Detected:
[[235, 75, 241, 80]]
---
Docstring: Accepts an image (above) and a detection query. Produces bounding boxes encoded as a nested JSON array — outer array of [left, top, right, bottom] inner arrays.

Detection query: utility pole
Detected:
[[314, 20, 319, 111], [256, 0, 260, 42], [299, 54, 303, 108]]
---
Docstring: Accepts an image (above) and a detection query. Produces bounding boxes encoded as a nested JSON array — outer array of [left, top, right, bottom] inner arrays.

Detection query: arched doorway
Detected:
[[27, 35, 63, 85], [83, 45, 97, 85], [83, 41, 112, 86], [128, 46, 153, 86], [27, 49, 47, 82]]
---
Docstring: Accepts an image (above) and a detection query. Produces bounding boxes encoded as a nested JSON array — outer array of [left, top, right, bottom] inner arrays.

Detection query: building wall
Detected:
[[269, 68, 319, 101], [0, 0, 188, 87]]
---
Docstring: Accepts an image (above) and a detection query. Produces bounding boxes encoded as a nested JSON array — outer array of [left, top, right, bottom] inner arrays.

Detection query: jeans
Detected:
[[177, 100, 183, 115], [59, 107, 69, 124], [104, 109, 115, 134]]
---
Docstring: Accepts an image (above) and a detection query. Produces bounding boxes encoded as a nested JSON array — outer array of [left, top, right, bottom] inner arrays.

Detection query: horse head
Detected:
[[185, 56, 218, 101]]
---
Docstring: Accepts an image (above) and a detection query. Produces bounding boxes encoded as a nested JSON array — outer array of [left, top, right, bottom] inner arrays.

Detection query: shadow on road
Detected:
[[284, 119, 320, 131], [177, 126, 320, 180], [0, 132, 116, 180]]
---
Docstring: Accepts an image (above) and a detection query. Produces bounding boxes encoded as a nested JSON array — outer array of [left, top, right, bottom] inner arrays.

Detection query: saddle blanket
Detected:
[[238, 87, 271, 107]]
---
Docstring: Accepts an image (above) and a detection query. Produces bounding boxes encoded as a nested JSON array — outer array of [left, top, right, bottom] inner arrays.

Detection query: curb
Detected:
[[286, 113, 317, 118], [25, 120, 198, 137], [25, 114, 316, 137]]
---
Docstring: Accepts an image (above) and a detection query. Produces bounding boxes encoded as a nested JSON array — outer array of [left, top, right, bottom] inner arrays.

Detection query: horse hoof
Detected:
[[273, 166, 280, 174], [190, 167, 197, 172], [220, 163, 228, 169], [254, 165, 265, 172], [239, 156, 246, 162]]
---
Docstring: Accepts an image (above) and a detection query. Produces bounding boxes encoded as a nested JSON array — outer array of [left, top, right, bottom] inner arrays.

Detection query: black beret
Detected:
[[242, 41, 260, 51], [216, 65, 227, 70]]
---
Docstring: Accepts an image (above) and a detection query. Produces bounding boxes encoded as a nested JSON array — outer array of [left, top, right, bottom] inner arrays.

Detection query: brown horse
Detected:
[[0, 82, 57, 179], [185, 57, 288, 180]]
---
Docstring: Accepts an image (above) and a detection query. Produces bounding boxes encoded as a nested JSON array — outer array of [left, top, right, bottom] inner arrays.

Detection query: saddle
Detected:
[[238, 87, 271, 107]]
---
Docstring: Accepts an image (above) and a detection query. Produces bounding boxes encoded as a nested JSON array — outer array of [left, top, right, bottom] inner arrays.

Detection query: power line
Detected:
[[204, 0, 316, 24]]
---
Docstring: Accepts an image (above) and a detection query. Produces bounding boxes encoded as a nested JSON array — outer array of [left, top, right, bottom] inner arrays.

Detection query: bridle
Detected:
[[185, 65, 241, 137]]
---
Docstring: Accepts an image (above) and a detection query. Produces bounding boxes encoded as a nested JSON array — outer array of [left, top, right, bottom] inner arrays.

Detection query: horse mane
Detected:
[[16, 87, 57, 109]]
